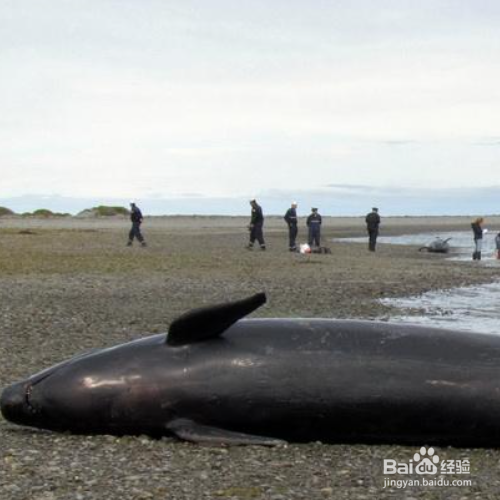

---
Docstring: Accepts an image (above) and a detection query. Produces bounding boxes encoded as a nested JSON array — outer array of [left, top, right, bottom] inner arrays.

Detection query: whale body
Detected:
[[2, 293, 500, 446], [419, 237, 452, 254]]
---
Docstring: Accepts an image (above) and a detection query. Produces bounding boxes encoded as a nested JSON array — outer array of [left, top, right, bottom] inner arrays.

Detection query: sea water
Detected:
[[337, 231, 500, 333], [339, 230, 499, 261], [381, 282, 500, 335]]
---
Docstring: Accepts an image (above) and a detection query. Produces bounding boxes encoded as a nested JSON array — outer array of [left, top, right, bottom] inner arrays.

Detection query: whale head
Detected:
[[1, 357, 79, 431], [1, 337, 173, 434]]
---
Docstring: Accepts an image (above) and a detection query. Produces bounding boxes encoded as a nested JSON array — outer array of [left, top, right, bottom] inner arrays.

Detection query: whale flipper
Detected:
[[166, 418, 285, 446], [166, 293, 266, 346]]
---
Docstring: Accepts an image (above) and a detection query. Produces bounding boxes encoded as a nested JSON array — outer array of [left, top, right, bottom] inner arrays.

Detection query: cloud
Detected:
[[473, 138, 500, 146], [1, 2, 500, 202], [380, 140, 418, 147]]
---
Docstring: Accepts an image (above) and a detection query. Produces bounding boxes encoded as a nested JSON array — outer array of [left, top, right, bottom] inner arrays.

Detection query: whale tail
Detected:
[[166, 292, 266, 346]]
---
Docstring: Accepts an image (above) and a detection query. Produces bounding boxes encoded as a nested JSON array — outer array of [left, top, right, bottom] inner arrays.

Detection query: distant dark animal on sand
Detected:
[[311, 246, 331, 254], [419, 237, 451, 254]]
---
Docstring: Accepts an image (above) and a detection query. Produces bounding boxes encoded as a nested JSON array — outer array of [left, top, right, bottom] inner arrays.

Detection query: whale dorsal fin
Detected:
[[166, 292, 266, 346]]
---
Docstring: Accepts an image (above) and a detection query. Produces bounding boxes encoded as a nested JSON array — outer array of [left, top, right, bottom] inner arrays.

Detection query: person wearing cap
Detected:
[[247, 199, 266, 250], [306, 207, 322, 248], [127, 202, 147, 247], [284, 202, 298, 251], [365, 207, 381, 252]]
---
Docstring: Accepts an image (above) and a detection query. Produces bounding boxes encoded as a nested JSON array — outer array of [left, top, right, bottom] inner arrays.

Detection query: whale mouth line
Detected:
[[24, 368, 59, 416], [25, 383, 40, 415]]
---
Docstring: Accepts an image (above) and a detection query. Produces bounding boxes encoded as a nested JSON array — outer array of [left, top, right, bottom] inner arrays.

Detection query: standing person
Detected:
[[495, 232, 500, 260], [127, 202, 147, 247], [365, 207, 381, 252], [284, 202, 298, 251], [247, 199, 266, 250], [471, 217, 484, 260], [307, 208, 322, 248]]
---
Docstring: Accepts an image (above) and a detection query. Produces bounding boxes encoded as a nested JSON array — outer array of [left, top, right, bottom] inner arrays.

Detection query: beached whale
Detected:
[[419, 237, 452, 254], [2, 293, 500, 446]]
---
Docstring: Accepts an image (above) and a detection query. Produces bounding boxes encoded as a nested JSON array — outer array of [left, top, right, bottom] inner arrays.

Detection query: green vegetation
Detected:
[[0, 207, 70, 218], [0, 227, 241, 278], [28, 209, 70, 218], [93, 205, 129, 216], [0, 206, 14, 217], [77, 206, 130, 217], [32, 209, 55, 217]]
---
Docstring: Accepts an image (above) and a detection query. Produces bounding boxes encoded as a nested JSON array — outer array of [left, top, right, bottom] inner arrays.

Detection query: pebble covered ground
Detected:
[[2, 216, 500, 500]]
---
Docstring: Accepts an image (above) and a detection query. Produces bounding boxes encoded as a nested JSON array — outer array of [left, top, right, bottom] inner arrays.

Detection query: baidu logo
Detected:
[[384, 446, 470, 476], [384, 446, 440, 475], [413, 447, 439, 475], [383, 446, 472, 488]]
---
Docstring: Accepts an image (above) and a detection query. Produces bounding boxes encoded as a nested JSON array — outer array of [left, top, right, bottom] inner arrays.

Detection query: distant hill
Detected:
[[76, 205, 129, 218], [0, 206, 15, 217], [27, 209, 70, 218]]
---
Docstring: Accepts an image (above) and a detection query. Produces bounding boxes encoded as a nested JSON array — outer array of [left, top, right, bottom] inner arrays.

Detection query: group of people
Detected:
[[127, 199, 381, 252], [248, 200, 325, 252], [128, 201, 500, 261], [247, 199, 381, 253], [282, 203, 323, 251]]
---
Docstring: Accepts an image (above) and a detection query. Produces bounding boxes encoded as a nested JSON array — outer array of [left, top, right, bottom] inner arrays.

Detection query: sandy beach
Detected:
[[1, 215, 500, 499]]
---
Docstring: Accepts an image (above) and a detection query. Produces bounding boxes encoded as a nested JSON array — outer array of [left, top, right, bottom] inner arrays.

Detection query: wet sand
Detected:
[[1, 216, 500, 499]]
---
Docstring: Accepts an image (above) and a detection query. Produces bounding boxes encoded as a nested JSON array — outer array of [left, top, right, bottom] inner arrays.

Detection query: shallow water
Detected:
[[338, 230, 500, 333], [381, 281, 500, 334], [338, 230, 500, 262]]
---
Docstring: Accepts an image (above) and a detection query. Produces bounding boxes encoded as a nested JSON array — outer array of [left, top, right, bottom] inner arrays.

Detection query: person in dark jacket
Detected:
[[284, 202, 298, 251], [471, 217, 484, 260], [127, 202, 146, 247], [365, 207, 381, 252], [306, 208, 322, 247], [247, 199, 266, 250]]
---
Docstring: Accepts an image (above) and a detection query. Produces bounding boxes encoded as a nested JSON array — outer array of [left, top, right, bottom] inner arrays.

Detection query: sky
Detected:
[[1, 1, 500, 215]]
